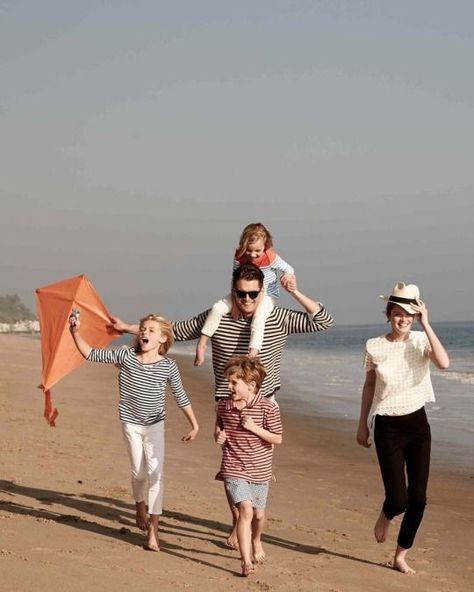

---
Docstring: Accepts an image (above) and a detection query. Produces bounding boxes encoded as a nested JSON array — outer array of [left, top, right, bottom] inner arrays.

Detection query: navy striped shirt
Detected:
[[173, 306, 334, 399], [87, 348, 190, 425]]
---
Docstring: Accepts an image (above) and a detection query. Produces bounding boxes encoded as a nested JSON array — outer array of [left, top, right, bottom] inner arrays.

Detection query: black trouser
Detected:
[[374, 407, 431, 550]]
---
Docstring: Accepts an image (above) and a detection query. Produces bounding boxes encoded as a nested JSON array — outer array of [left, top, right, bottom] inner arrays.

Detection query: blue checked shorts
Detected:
[[224, 478, 269, 509]]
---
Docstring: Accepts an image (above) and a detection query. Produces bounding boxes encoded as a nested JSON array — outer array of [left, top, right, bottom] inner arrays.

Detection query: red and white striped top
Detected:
[[215, 392, 283, 483]]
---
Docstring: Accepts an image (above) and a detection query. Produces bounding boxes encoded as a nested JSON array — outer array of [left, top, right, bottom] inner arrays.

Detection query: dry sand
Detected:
[[1, 334, 473, 591]]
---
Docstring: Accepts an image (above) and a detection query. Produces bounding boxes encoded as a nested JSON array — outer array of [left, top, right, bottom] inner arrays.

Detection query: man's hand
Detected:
[[281, 274, 297, 293], [109, 317, 126, 333]]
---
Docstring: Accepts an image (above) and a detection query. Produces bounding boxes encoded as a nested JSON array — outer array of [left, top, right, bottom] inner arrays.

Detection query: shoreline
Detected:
[[1, 334, 473, 591]]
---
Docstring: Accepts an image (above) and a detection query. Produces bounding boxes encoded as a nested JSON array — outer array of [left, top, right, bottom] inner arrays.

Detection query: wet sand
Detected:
[[1, 334, 473, 591]]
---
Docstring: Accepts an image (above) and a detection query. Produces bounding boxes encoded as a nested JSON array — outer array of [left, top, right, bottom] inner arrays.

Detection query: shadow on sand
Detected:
[[0, 479, 387, 574]]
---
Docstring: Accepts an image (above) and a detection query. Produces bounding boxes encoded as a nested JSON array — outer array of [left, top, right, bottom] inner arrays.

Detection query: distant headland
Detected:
[[0, 294, 39, 333]]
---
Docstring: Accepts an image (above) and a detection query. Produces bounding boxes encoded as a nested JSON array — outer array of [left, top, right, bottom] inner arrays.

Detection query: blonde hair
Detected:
[[237, 222, 273, 258], [135, 314, 174, 355], [223, 355, 267, 392]]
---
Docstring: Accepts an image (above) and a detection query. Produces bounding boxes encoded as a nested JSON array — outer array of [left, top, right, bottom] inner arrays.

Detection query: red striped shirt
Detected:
[[215, 392, 283, 483]]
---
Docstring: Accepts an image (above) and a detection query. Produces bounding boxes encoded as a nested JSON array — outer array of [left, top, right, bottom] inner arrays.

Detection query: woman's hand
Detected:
[[356, 424, 371, 448], [410, 298, 429, 328]]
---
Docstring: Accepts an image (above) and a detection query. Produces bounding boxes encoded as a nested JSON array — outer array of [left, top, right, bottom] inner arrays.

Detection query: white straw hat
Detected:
[[380, 282, 420, 314]]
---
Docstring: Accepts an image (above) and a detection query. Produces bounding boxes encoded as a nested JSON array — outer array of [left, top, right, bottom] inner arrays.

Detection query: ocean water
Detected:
[[174, 321, 474, 472]]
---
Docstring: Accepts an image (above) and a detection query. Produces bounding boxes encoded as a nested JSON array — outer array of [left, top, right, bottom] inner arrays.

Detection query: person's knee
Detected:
[[237, 501, 254, 521], [384, 493, 408, 517], [131, 468, 147, 482], [147, 467, 163, 487], [408, 493, 427, 512]]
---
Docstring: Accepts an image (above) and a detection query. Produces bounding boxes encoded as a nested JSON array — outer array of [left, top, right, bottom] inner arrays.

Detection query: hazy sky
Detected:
[[1, 1, 473, 324]]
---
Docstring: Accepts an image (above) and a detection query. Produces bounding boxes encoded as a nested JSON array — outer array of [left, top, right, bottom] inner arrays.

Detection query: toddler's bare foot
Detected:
[[248, 348, 259, 359], [135, 501, 149, 531], [252, 540, 266, 563], [374, 510, 391, 543], [393, 546, 415, 574]]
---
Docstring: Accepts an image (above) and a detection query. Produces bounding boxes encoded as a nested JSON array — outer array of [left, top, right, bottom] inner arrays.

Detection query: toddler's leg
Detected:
[[195, 296, 232, 366], [249, 295, 274, 357]]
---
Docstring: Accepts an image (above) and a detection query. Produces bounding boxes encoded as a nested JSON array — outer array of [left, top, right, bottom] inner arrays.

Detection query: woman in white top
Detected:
[[356, 283, 449, 574]]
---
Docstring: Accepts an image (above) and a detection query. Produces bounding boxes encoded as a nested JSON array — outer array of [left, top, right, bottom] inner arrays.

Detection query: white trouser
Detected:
[[201, 293, 275, 352], [121, 421, 165, 516]]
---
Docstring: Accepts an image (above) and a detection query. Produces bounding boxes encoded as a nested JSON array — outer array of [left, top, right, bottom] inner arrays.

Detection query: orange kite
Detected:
[[35, 274, 120, 426]]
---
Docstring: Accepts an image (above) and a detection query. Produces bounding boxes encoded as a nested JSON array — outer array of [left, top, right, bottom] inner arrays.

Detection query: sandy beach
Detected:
[[1, 334, 473, 592]]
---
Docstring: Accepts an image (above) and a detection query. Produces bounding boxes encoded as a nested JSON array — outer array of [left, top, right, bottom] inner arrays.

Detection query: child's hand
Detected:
[[182, 427, 199, 443], [215, 429, 227, 445], [69, 311, 80, 333], [241, 413, 257, 432], [281, 273, 297, 293]]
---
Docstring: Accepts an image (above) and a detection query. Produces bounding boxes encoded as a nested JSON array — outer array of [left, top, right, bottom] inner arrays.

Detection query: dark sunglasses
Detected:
[[234, 289, 261, 300]]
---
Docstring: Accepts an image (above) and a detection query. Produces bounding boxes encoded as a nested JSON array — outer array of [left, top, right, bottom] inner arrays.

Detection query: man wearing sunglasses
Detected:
[[113, 263, 333, 403]]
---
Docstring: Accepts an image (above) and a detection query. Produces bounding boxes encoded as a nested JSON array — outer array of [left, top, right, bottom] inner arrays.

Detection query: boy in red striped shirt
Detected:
[[215, 355, 283, 577]]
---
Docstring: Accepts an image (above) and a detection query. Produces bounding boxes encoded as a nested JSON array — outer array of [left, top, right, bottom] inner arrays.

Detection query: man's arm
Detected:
[[172, 311, 209, 342], [282, 276, 323, 314], [112, 311, 210, 342], [280, 276, 334, 332]]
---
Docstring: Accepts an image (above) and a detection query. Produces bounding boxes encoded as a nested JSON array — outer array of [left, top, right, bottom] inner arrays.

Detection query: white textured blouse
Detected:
[[363, 331, 434, 416]]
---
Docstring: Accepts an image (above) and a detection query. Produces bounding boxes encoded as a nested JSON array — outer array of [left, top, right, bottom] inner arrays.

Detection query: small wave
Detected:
[[435, 370, 474, 385]]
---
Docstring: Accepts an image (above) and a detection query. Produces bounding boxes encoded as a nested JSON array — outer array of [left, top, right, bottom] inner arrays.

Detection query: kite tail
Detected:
[[41, 387, 59, 427]]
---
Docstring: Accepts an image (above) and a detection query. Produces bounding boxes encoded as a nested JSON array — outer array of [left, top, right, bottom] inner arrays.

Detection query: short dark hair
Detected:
[[232, 263, 264, 289]]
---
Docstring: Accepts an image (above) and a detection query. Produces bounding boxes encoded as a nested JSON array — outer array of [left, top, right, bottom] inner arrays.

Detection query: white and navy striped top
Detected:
[[215, 391, 283, 483], [173, 306, 334, 399], [87, 348, 190, 425]]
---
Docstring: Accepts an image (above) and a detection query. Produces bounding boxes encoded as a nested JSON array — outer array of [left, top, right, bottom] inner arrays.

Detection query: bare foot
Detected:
[[393, 546, 415, 574], [248, 348, 259, 359], [252, 540, 266, 563], [374, 510, 391, 543], [241, 562, 255, 577], [225, 534, 239, 551], [135, 502, 149, 531], [144, 526, 160, 552]]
